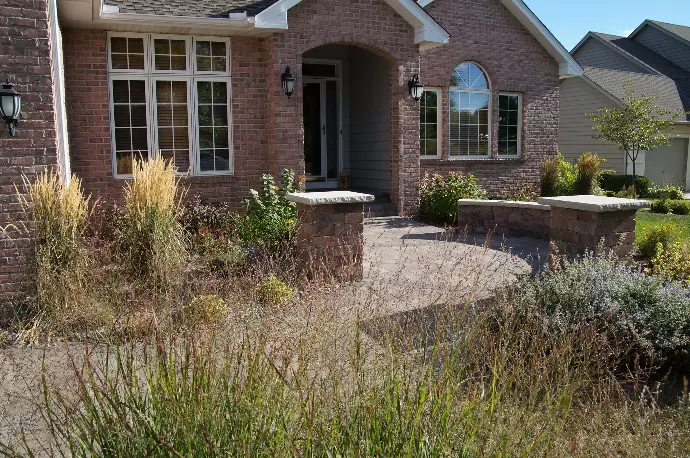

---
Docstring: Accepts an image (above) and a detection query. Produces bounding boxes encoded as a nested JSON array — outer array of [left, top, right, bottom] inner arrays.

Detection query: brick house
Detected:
[[0, 0, 580, 301]]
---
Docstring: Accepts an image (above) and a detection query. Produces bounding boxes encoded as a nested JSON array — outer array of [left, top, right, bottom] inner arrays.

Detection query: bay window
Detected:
[[108, 33, 232, 177]]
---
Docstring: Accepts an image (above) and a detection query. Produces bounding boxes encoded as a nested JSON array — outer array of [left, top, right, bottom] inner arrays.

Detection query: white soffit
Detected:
[[419, 0, 582, 77]]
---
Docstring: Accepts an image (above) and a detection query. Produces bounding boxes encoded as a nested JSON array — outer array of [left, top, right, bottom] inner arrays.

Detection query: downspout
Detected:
[[685, 138, 690, 192], [49, 0, 71, 183]]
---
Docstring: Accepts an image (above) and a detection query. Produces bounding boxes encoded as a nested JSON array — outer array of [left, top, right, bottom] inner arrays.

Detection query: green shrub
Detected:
[[651, 199, 690, 215], [116, 157, 187, 284], [648, 184, 686, 201], [420, 172, 486, 224], [573, 152, 605, 195], [238, 170, 300, 246], [540, 153, 576, 197], [637, 222, 676, 258], [181, 295, 228, 326], [650, 243, 690, 286], [197, 235, 246, 272], [505, 253, 690, 371], [254, 275, 292, 305], [600, 174, 650, 198]]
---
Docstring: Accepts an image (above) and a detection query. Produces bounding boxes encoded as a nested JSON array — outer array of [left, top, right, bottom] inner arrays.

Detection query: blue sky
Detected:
[[523, 0, 690, 51]]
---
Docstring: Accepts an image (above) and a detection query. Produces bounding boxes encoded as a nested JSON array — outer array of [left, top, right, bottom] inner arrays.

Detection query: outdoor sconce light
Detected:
[[408, 74, 424, 102], [281, 66, 296, 98], [0, 81, 21, 136]]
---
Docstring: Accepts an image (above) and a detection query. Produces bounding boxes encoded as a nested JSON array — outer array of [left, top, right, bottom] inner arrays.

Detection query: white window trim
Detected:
[[420, 87, 441, 159], [107, 32, 149, 74], [108, 74, 152, 178], [192, 36, 232, 76], [448, 62, 492, 160], [107, 32, 233, 178], [497, 92, 522, 158], [193, 76, 234, 176], [150, 35, 192, 75]]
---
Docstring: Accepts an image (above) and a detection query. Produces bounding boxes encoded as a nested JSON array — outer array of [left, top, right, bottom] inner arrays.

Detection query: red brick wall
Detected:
[[266, 0, 421, 215], [0, 0, 59, 305], [63, 30, 269, 208], [420, 0, 560, 197]]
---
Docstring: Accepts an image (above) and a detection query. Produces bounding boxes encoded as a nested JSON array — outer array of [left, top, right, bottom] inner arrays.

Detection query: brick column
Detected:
[[286, 191, 374, 282], [539, 196, 650, 258], [0, 0, 60, 308]]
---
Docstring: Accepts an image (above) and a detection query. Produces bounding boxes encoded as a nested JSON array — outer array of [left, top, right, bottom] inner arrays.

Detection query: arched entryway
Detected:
[[301, 44, 394, 200]]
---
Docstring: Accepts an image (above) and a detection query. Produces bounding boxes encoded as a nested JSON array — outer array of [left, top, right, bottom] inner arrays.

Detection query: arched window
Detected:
[[449, 62, 490, 157]]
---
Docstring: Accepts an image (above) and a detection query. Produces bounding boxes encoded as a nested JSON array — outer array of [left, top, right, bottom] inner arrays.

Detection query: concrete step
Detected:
[[364, 201, 398, 218]]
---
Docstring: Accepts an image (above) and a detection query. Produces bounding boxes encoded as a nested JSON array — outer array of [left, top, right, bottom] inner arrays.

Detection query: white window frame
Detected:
[[497, 92, 522, 158], [151, 76, 195, 174], [420, 87, 442, 159], [193, 76, 234, 176], [150, 35, 192, 75], [108, 74, 152, 178], [107, 32, 149, 74], [448, 62, 492, 160], [107, 32, 233, 178], [193, 36, 232, 76]]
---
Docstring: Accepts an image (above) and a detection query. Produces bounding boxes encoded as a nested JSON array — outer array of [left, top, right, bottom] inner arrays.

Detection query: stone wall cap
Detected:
[[286, 191, 375, 205], [537, 195, 651, 212], [458, 199, 551, 210]]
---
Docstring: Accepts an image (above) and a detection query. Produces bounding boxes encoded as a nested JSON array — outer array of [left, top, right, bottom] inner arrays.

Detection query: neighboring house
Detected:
[[561, 20, 690, 191], [0, 0, 580, 301]]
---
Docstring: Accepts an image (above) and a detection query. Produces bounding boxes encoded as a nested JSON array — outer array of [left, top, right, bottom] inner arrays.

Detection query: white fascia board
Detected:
[[417, 0, 433, 6], [253, 0, 300, 29], [50, 0, 71, 183]]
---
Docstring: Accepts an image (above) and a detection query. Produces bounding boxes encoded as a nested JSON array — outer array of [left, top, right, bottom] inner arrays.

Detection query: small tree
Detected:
[[588, 89, 683, 195]]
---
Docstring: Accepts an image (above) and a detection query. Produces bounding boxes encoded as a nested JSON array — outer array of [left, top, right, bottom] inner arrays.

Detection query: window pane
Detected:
[[113, 105, 129, 127], [170, 40, 186, 55], [212, 57, 227, 72], [132, 128, 148, 151], [450, 89, 490, 157], [197, 57, 212, 72], [110, 37, 145, 70], [197, 41, 211, 56], [154, 39, 187, 71], [112, 80, 129, 103], [451, 62, 488, 90], [156, 80, 189, 172], [171, 56, 186, 71], [130, 80, 146, 102], [114, 128, 131, 151], [116, 151, 133, 175], [498, 94, 520, 156], [211, 41, 226, 56], [154, 39, 170, 55], [196, 80, 231, 172]]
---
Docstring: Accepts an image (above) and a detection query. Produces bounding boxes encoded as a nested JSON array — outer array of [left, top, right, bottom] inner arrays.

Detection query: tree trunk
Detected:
[[630, 151, 637, 198]]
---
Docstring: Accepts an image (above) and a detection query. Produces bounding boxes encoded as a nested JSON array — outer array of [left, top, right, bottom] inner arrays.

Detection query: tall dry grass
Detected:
[[117, 156, 187, 287]]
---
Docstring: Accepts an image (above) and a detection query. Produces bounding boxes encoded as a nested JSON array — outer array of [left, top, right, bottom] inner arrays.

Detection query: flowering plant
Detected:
[[420, 172, 485, 224]]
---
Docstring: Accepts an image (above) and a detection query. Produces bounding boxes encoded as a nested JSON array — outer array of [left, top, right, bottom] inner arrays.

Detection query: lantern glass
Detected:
[[413, 84, 424, 101], [0, 94, 13, 119]]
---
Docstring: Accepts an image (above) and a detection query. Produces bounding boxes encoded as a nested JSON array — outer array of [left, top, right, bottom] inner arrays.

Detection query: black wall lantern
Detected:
[[0, 81, 21, 137], [281, 66, 296, 98], [408, 74, 424, 102]]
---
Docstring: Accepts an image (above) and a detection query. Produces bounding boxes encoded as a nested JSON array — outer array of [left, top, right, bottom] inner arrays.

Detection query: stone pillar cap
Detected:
[[537, 195, 651, 212], [286, 191, 375, 206]]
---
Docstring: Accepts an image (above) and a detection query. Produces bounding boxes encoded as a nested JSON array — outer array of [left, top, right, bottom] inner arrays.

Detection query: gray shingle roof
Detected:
[[584, 66, 690, 121], [651, 20, 690, 44], [105, 0, 279, 17]]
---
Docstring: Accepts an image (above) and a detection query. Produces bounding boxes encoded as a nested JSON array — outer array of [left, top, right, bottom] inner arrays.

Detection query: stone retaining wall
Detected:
[[457, 200, 551, 240], [458, 196, 650, 258]]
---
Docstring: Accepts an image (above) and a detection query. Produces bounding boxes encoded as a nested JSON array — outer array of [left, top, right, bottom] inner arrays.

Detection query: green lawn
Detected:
[[636, 209, 690, 246]]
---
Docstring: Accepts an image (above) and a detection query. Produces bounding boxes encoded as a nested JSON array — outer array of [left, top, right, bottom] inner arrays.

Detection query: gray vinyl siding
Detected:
[[559, 76, 626, 172], [645, 138, 688, 187], [573, 39, 651, 73], [634, 26, 690, 73], [348, 47, 390, 194]]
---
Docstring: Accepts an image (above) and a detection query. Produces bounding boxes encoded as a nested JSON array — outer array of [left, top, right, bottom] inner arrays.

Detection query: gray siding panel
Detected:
[[634, 26, 690, 73], [573, 39, 651, 73], [559, 76, 626, 172], [349, 47, 390, 194]]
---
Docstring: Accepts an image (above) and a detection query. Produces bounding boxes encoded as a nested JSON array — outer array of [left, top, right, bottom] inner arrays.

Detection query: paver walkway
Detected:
[[356, 217, 549, 316]]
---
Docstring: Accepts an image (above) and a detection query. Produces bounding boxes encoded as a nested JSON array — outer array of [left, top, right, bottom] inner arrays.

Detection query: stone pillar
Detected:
[[538, 196, 650, 258], [286, 191, 374, 282]]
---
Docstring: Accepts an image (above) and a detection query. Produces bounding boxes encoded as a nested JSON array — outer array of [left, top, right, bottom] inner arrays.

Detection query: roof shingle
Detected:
[[105, 0, 280, 18]]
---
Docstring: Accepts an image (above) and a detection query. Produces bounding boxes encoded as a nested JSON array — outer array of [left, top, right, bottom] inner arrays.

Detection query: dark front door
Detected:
[[303, 80, 339, 182]]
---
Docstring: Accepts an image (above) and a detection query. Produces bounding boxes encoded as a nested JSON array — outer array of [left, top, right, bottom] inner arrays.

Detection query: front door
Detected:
[[303, 79, 339, 187]]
